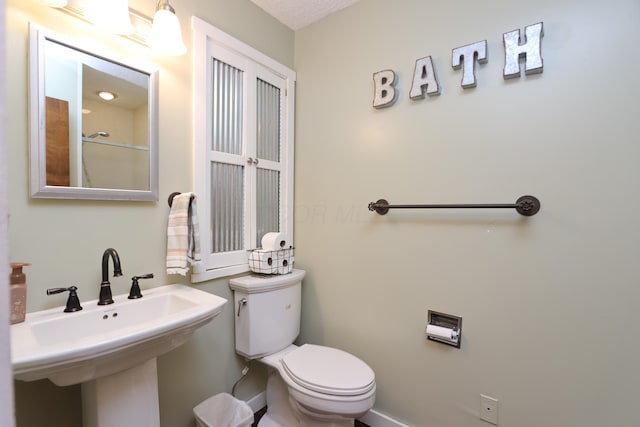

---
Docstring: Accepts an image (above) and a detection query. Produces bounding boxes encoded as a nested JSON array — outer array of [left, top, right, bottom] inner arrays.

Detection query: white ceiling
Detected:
[[250, 0, 361, 30]]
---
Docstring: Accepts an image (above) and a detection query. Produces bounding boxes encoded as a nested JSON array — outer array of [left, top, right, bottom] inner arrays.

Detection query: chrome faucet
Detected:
[[98, 248, 122, 305]]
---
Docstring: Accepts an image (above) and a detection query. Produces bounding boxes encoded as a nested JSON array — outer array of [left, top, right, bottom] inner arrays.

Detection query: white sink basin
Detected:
[[11, 284, 227, 386]]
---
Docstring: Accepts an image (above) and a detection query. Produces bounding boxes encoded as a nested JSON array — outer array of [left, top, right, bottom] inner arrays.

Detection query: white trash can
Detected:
[[194, 393, 254, 427]]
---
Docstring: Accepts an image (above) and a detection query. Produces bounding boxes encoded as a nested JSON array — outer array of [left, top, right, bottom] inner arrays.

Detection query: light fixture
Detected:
[[37, 0, 68, 7], [40, 0, 183, 56], [97, 91, 117, 101], [148, 0, 187, 56], [84, 0, 134, 35]]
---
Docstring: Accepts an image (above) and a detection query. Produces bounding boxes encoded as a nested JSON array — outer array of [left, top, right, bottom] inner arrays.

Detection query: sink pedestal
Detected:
[[81, 358, 160, 427]]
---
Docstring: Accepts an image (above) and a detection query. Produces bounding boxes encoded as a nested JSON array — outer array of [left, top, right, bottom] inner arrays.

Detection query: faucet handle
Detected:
[[47, 286, 83, 313], [128, 273, 154, 299]]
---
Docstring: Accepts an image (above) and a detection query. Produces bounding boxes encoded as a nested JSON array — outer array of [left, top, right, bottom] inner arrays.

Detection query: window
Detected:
[[192, 18, 296, 281]]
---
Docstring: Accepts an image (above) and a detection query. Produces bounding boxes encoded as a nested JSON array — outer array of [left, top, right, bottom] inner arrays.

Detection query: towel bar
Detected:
[[168, 192, 194, 207], [167, 192, 182, 207], [368, 195, 540, 216]]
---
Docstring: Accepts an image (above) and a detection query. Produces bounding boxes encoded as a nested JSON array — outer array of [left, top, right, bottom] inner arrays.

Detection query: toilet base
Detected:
[[258, 370, 355, 427]]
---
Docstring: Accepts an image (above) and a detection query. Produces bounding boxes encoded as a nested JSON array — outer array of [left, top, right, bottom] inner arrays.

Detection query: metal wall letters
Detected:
[[409, 56, 441, 100], [452, 40, 488, 88], [503, 22, 544, 78], [372, 22, 544, 108], [372, 69, 398, 108]]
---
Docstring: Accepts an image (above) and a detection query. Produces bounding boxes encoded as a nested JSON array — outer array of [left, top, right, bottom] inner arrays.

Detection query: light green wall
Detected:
[[7, 1, 292, 426], [10, 0, 640, 426], [294, 0, 640, 426]]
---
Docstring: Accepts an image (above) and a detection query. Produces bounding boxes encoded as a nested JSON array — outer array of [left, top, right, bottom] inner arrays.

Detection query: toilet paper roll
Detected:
[[261, 232, 288, 251], [249, 249, 276, 274], [277, 252, 294, 274], [426, 324, 459, 342]]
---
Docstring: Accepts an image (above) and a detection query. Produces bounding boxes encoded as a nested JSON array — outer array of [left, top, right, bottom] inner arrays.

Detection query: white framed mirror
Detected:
[[29, 23, 159, 201]]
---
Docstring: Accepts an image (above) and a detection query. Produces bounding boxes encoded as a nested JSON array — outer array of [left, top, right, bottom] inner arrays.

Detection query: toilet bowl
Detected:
[[229, 269, 377, 426], [259, 344, 376, 425]]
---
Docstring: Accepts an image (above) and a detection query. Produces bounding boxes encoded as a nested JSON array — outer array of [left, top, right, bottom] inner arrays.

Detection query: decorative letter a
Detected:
[[410, 56, 440, 99]]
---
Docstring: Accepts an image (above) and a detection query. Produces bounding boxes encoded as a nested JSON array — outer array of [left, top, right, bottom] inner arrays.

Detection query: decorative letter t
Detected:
[[452, 40, 488, 89]]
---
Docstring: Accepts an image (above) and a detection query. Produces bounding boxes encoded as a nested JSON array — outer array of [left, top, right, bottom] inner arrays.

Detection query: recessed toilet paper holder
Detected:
[[426, 310, 462, 348]]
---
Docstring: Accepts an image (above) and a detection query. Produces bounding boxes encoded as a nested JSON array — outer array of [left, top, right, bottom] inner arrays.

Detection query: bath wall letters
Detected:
[[372, 69, 398, 109], [373, 22, 544, 109], [452, 40, 488, 89], [409, 56, 440, 100]]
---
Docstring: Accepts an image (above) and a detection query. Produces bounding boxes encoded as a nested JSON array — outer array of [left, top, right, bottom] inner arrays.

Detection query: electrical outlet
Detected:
[[480, 394, 498, 425]]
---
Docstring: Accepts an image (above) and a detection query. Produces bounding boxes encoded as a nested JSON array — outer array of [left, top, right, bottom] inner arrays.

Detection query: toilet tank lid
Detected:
[[229, 269, 306, 293]]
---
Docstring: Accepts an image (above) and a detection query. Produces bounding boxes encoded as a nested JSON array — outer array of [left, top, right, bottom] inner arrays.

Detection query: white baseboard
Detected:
[[359, 409, 410, 427], [246, 391, 267, 413], [245, 392, 408, 427]]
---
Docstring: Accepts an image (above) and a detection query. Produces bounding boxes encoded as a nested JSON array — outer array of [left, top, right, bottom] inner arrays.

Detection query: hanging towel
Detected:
[[166, 192, 201, 275]]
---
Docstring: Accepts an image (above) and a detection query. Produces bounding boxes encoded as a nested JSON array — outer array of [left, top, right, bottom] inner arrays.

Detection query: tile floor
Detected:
[[252, 407, 369, 426]]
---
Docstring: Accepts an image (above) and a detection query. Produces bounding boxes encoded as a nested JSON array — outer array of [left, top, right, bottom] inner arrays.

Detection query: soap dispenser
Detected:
[[10, 262, 30, 324]]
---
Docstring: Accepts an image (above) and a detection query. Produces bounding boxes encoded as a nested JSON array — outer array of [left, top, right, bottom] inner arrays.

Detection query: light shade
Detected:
[[37, 0, 68, 7], [84, 0, 134, 35], [148, 3, 187, 56]]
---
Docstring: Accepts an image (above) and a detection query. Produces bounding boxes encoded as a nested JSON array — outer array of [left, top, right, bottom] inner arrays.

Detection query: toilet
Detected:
[[229, 269, 376, 427]]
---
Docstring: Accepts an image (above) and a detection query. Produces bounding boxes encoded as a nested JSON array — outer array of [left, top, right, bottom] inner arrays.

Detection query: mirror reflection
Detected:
[[30, 24, 158, 201]]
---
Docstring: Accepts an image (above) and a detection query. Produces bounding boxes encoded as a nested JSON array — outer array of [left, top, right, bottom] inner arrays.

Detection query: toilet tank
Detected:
[[229, 269, 306, 359]]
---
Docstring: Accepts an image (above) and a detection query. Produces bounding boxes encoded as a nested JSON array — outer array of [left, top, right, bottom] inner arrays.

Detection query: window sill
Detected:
[[190, 264, 250, 283]]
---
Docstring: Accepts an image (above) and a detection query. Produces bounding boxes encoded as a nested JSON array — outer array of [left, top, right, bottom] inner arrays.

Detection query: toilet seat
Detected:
[[259, 344, 377, 421], [281, 344, 375, 396]]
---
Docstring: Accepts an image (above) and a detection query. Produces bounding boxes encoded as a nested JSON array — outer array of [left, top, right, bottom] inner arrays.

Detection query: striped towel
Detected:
[[166, 193, 201, 275]]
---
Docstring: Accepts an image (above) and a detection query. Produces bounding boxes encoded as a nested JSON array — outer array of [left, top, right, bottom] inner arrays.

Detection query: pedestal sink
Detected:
[[11, 284, 227, 426]]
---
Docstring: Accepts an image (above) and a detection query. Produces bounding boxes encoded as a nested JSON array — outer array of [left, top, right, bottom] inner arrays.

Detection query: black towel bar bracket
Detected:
[[368, 195, 540, 216], [167, 192, 182, 207]]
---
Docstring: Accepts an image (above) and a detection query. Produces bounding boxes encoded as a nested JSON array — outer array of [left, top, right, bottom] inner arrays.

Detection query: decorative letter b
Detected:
[[373, 70, 397, 109]]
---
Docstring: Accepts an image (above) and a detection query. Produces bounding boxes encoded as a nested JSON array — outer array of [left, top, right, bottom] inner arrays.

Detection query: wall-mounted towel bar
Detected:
[[168, 192, 197, 208], [168, 192, 182, 207], [368, 195, 540, 216]]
